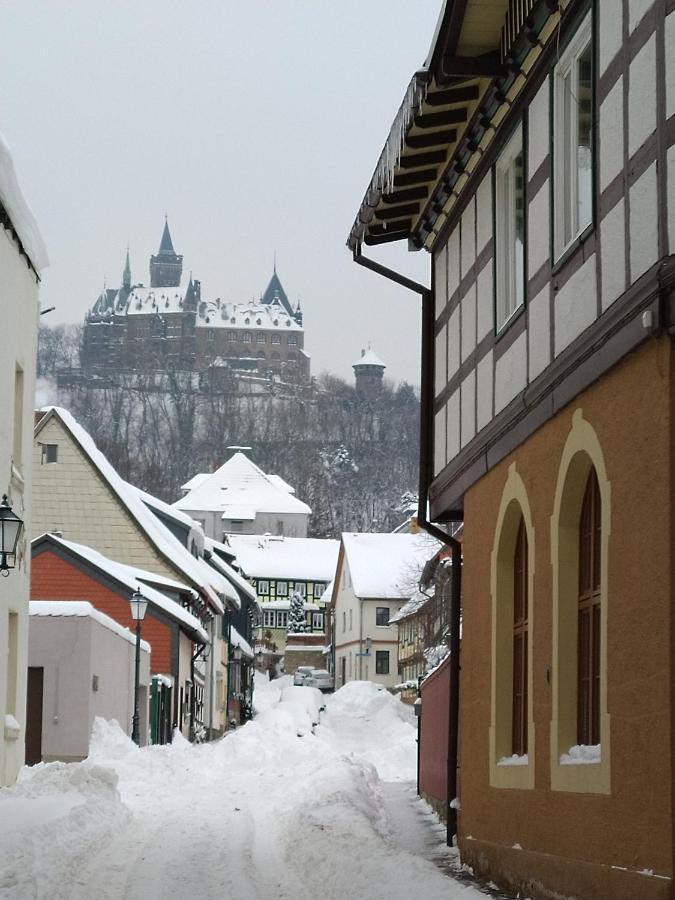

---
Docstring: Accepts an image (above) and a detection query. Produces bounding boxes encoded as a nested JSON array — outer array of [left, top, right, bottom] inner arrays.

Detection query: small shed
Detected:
[[27, 601, 150, 762]]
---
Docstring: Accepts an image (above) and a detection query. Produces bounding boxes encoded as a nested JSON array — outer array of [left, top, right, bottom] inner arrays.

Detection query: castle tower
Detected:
[[149, 218, 183, 287], [122, 246, 131, 291], [353, 346, 386, 399]]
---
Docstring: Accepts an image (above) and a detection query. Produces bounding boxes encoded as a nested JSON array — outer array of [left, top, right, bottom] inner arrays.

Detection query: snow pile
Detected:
[[0, 683, 482, 899], [560, 744, 601, 765], [320, 681, 418, 782]]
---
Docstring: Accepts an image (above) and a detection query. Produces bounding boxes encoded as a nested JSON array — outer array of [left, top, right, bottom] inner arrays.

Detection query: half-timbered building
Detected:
[[349, 2, 674, 898]]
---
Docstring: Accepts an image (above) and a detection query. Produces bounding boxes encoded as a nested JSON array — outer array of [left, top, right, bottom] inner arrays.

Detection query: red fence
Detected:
[[419, 654, 451, 818]]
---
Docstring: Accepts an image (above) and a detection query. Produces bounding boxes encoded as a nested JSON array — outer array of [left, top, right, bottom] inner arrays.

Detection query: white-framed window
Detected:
[[263, 609, 275, 628], [495, 124, 525, 331], [277, 611, 288, 628], [312, 612, 324, 631], [313, 583, 325, 599], [294, 583, 306, 597], [553, 11, 593, 260], [256, 332, 266, 343], [271, 333, 281, 345], [41, 443, 58, 464], [276, 581, 288, 597], [242, 332, 252, 343], [228, 331, 237, 342], [258, 580, 269, 596], [288, 334, 298, 345]]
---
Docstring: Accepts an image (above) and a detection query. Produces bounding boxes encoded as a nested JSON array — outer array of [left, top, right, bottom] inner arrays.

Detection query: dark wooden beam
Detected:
[[406, 129, 457, 150], [415, 107, 468, 129], [367, 220, 413, 238], [440, 52, 505, 80], [374, 202, 421, 221], [364, 227, 412, 246], [380, 186, 429, 205], [393, 168, 439, 188], [425, 84, 480, 107], [398, 149, 448, 169]]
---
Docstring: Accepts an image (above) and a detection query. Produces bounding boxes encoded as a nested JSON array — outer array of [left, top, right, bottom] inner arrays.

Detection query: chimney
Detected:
[[225, 445, 252, 462]]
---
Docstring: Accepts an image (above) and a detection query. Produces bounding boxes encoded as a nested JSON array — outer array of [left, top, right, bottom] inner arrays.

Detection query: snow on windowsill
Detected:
[[560, 744, 601, 765], [4, 714, 21, 740], [497, 753, 529, 767]]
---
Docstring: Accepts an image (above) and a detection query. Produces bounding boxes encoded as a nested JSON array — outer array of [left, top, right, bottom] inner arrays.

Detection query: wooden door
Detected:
[[25, 667, 44, 765]]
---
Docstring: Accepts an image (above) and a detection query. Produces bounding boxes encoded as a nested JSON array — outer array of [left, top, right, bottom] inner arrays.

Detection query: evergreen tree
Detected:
[[287, 590, 306, 634]]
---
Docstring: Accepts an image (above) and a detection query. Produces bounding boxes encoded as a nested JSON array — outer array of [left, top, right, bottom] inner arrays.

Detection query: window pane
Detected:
[[513, 149, 525, 309], [577, 42, 593, 234]]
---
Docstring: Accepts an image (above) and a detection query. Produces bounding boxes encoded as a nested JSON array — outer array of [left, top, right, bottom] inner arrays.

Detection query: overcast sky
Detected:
[[1, 1, 441, 386]]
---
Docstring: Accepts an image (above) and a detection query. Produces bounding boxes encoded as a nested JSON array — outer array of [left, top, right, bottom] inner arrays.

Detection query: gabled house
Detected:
[[331, 532, 439, 689], [0, 131, 48, 786], [31, 406, 237, 739], [225, 534, 339, 666], [31, 534, 208, 743], [175, 451, 311, 539], [349, 1, 675, 897]]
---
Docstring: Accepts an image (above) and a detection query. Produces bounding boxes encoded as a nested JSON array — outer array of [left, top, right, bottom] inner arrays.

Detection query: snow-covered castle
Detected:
[[81, 220, 309, 384]]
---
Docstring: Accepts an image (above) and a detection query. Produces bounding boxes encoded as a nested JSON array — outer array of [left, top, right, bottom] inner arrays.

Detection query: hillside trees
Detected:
[[36, 325, 420, 537]]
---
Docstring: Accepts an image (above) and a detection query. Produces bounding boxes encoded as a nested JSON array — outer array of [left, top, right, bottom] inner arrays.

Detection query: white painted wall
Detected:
[[28, 614, 149, 761], [0, 225, 39, 786]]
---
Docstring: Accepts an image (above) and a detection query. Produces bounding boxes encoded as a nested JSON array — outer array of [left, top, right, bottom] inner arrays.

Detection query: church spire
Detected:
[[122, 245, 131, 290], [158, 216, 176, 256]]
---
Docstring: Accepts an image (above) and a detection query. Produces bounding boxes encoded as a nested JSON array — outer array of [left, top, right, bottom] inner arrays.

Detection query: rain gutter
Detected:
[[352, 247, 462, 846]]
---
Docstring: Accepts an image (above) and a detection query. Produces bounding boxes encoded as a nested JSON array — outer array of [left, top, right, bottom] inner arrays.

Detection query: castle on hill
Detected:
[[81, 220, 310, 384]]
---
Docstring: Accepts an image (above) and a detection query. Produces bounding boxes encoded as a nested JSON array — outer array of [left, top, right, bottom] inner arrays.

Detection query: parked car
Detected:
[[303, 669, 334, 693], [293, 666, 315, 686]]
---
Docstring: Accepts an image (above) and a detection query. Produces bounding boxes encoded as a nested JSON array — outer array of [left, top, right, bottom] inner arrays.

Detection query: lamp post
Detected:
[[128, 589, 148, 745], [0, 495, 24, 577]]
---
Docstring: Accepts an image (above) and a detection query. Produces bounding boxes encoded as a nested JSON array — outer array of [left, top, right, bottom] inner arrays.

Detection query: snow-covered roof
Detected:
[[388, 590, 434, 624], [36, 407, 224, 614], [175, 452, 311, 518], [125, 283, 191, 316], [221, 507, 256, 522], [132, 484, 204, 532], [0, 131, 48, 273], [30, 600, 151, 652], [341, 532, 440, 600], [32, 535, 208, 642], [230, 625, 254, 660], [226, 535, 339, 581], [195, 298, 302, 331], [266, 474, 295, 494], [181, 473, 210, 492], [353, 348, 386, 369], [203, 537, 257, 606]]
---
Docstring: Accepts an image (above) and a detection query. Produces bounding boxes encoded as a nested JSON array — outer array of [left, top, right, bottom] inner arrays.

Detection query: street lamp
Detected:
[[0, 495, 24, 577], [128, 589, 148, 745]]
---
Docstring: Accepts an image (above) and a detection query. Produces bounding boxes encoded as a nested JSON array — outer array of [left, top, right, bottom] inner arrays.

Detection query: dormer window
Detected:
[[41, 443, 58, 464]]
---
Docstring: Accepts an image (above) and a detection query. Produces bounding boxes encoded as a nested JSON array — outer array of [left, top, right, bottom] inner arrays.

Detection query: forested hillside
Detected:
[[37, 325, 420, 537]]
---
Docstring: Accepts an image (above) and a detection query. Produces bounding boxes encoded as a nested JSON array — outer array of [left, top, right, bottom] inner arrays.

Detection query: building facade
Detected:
[[81, 222, 310, 383], [350, 1, 675, 898], [0, 134, 47, 786]]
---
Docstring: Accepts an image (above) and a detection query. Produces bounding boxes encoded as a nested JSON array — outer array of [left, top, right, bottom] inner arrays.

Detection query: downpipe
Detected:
[[352, 247, 462, 847]]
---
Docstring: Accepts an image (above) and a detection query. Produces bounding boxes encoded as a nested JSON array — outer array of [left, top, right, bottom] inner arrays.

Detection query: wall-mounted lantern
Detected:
[[0, 495, 24, 577]]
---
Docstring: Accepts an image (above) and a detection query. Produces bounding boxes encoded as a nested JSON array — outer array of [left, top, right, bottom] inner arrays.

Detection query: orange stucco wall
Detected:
[[458, 337, 673, 900]]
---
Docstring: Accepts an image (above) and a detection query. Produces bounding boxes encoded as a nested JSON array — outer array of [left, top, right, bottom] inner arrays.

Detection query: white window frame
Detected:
[[258, 580, 269, 596], [276, 581, 288, 597], [313, 583, 325, 599], [495, 123, 525, 332], [312, 612, 324, 631], [553, 11, 593, 261], [277, 611, 288, 629]]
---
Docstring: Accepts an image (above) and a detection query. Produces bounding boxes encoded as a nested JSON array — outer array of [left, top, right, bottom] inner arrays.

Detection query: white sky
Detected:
[[0, 1, 441, 385]]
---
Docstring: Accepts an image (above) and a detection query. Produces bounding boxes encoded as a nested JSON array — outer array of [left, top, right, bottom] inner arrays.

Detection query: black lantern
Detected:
[[0, 495, 24, 576], [128, 589, 148, 744]]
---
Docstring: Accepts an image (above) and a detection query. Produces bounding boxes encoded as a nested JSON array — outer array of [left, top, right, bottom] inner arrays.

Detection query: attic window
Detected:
[[274, 320, 279, 326], [41, 443, 58, 464]]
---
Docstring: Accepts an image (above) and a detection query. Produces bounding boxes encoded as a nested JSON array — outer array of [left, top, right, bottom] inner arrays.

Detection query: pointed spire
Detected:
[[122, 245, 131, 290], [273, 250, 277, 274], [158, 216, 176, 256]]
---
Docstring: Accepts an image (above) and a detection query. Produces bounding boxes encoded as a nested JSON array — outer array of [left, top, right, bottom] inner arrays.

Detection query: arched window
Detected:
[[577, 467, 601, 746], [242, 332, 252, 344], [489, 463, 534, 789], [512, 518, 528, 757]]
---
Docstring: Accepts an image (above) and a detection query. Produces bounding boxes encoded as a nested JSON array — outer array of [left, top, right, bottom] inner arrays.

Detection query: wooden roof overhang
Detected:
[[348, 0, 566, 254]]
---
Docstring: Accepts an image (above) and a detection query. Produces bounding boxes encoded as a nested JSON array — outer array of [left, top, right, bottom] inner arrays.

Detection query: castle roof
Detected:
[[261, 270, 294, 317], [195, 298, 303, 331], [353, 347, 386, 369]]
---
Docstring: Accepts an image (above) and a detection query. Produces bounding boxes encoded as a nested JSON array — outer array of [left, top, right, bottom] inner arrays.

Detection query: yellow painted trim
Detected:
[[550, 409, 611, 794], [489, 462, 535, 790]]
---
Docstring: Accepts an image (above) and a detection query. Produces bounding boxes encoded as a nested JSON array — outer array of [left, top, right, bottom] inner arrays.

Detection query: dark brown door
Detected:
[[25, 667, 44, 765]]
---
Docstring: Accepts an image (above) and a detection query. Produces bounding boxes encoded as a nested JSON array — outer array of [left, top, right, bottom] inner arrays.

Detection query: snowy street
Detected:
[[0, 679, 486, 900]]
